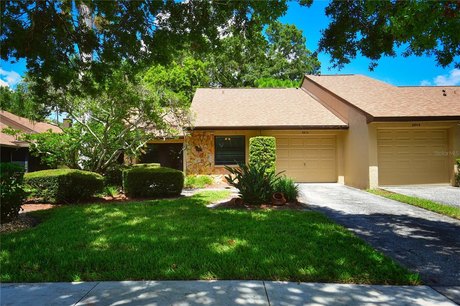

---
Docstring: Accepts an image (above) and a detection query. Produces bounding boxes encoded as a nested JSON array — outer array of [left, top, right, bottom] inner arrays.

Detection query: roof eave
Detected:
[[189, 125, 349, 130], [370, 116, 460, 122]]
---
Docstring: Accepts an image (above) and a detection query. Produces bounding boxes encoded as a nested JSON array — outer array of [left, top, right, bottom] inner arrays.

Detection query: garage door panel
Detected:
[[276, 136, 337, 183], [378, 129, 449, 185]]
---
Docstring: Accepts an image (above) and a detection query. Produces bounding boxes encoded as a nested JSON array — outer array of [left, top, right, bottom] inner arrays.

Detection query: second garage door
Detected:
[[378, 129, 449, 185], [276, 135, 337, 182]]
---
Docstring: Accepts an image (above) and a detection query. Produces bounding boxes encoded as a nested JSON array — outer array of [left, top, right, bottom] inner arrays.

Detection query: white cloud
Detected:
[[0, 79, 9, 87], [0, 68, 21, 87], [421, 69, 460, 86], [419, 80, 431, 86]]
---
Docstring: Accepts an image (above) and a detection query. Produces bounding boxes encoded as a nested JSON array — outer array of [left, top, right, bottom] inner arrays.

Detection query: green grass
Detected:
[[184, 175, 214, 189], [368, 189, 460, 220], [0, 191, 419, 284]]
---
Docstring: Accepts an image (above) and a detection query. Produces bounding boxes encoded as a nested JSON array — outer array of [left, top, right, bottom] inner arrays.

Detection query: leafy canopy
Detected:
[[319, 1, 460, 69]]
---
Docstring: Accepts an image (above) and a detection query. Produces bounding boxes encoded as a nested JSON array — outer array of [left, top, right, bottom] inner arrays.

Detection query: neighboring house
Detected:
[[0, 110, 62, 172], [145, 74, 460, 189]]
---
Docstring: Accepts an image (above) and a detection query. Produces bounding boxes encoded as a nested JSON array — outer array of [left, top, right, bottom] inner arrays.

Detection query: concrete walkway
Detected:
[[298, 183, 460, 303], [1, 281, 457, 306], [382, 185, 460, 208]]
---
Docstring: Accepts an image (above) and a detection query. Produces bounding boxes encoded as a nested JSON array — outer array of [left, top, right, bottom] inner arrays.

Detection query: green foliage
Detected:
[[2, 1, 294, 93], [13, 66, 187, 175], [0, 163, 26, 224], [24, 169, 104, 204], [0, 83, 50, 121], [319, 1, 460, 69], [207, 21, 320, 87], [225, 164, 281, 205], [249, 136, 276, 175], [274, 177, 299, 202], [131, 163, 161, 169], [255, 78, 300, 88], [103, 186, 119, 198], [143, 56, 210, 107], [184, 175, 214, 189], [123, 167, 184, 198]]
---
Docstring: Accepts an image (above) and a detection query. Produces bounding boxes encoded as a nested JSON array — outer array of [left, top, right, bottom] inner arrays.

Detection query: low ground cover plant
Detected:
[[184, 175, 214, 189], [0, 163, 26, 223], [225, 164, 282, 204], [25, 169, 104, 204], [0, 191, 419, 284], [369, 189, 460, 220], [123, 166, 183, 198], [275, 176, 299, 202], [456, 158, 460, 187]]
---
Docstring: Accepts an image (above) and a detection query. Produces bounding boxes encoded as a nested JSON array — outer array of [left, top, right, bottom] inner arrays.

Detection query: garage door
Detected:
[[276, 135, 337, 182], [378, 129, 449, 185]]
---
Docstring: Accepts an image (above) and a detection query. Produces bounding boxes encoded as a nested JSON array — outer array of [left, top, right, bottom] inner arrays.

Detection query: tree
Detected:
[[1, 0, 294, 92], [207, 22, 320, 87], [7, 67, 190, 174], [0, 83, 51, 120], [143, 56, 210, 107], [319, 1, 460, 69]]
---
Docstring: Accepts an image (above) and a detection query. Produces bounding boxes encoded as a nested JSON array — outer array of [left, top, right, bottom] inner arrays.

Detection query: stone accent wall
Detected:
[[185, 132, 214, 174]]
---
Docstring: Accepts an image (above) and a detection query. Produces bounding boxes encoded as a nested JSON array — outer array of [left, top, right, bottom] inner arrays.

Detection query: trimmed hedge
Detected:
[[25, 169, 104, 204], [123, 166, 184, 198], [131, 163, 161, 168], [0, 163, 26, 223], [249, 136, 276, 174]]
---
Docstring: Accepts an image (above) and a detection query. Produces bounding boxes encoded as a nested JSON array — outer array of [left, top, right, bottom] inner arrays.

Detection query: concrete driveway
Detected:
[[298, 183, 460, 292], [382, 185, 460, 208]]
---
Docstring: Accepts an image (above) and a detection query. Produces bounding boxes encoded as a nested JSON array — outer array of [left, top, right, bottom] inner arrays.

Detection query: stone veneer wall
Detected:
[[185, 132, 215, 174]]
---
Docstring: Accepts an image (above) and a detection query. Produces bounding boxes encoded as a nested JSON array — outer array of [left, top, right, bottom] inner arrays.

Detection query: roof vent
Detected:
[[442, 89, 447, 96]]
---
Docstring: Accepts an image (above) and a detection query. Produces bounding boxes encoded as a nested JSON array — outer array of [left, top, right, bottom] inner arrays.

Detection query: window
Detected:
[[215, 136, 245, 165]]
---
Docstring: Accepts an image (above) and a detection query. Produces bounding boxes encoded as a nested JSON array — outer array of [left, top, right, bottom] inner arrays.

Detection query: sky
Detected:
[[1, 0, 459, 89]]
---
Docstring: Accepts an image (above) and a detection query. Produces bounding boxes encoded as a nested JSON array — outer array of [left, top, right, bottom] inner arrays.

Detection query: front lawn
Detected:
[[0, 191, 418, 284], [368, 189, 460, 220]]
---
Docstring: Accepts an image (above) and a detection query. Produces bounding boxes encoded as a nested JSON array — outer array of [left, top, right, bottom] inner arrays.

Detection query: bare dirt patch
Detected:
[[0, 214, 40, 234]]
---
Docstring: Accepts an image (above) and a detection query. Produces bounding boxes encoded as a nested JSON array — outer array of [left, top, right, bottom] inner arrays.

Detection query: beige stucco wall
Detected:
[[184, 129, 345, 182]]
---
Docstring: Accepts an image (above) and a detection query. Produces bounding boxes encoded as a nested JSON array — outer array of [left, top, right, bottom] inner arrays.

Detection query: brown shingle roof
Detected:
[[190, 88, 347, 129], [305, 74, 460, 119], [0, 110, 62, 147]]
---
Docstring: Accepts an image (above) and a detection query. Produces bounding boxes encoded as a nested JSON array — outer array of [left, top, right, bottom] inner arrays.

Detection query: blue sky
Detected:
[[1, 1, 459, 88]]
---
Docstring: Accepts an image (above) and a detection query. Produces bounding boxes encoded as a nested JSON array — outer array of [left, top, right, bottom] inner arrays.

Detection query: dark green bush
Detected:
[[123, 166, 184, 198], [25, 169, 104, 204], [249, 136, 276, 174], [274, 176, 299, 202], [0, 163, 26, 223], [225, 164, 281, 205], [131, 163, 161, 168], [104, 165, 127, 187]]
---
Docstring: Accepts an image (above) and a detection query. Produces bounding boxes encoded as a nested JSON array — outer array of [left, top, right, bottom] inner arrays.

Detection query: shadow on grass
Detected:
[[1, 192, 418, 284]]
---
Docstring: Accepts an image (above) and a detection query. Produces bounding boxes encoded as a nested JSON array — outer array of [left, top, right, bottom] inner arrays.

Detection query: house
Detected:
[[0, 110, 62, 172], [145, 74, 460, 189]]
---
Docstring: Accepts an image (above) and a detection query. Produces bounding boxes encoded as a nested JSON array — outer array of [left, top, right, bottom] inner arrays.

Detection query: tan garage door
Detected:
[[276, 135, 337, 182], [378, 129, 449, 185]]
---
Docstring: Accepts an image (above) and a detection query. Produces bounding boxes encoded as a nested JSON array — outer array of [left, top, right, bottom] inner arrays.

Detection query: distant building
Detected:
[[0, 110, 62, 172]]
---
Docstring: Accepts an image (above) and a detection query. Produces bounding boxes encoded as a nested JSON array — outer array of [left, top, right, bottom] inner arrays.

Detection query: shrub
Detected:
[[274, 176, 299, 202], [104, 164, 128, 187], [249, 136, 276, 175], [123, 166, 184, 198], [131, 163, 161, 168], [184, 175, 214, 189], [25, 169, 104, 203], [225, 164, 281, 205], [0, 163, 26, 223]]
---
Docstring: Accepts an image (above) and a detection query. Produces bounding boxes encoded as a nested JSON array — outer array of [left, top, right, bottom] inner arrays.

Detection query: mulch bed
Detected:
[[211, 197, 308, 210], [0, 214, 40, 234]]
